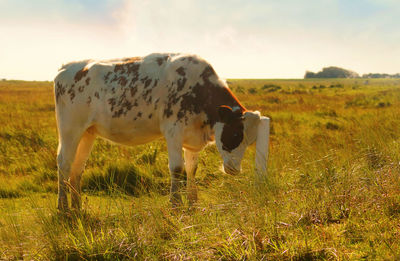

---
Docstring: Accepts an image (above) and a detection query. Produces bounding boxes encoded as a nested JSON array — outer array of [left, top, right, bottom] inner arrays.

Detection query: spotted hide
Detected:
[[54, 53, 270, 210]]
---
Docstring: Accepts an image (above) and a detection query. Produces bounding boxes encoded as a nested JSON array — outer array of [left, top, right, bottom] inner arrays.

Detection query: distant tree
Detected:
[[305, 67, 399, 79], [304, 66, 359, 78], [362, 73, 400, 78], [304, 71, 316, 78]]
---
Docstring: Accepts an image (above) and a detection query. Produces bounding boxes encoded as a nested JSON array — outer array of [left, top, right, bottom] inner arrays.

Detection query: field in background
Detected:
[[1, 79, 400, 259]]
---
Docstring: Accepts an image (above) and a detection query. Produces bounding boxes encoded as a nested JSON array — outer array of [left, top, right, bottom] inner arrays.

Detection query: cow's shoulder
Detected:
[[161, 54, 222, 87], [165, 54, 208, 72]]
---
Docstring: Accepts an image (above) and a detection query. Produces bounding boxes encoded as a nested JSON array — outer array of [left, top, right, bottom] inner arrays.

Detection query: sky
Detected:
[[0, 0, 399, 80]]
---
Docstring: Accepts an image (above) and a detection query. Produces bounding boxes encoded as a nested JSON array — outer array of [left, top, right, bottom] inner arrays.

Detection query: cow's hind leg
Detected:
[[166, 134, 184, 207], [70, 127, 96, 210], [184, 149, 199, 206], [57, 130, 83, 211]]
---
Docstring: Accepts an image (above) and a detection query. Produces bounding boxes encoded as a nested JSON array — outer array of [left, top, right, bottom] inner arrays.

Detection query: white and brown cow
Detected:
[[54, 53, 270, 210]]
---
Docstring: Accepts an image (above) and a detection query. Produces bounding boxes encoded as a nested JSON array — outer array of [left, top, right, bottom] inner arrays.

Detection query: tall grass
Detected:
[[0, 79, 400, 259]]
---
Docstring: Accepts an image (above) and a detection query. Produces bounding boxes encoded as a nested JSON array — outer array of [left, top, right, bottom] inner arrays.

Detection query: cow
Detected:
[[54, 53, 270, 210]]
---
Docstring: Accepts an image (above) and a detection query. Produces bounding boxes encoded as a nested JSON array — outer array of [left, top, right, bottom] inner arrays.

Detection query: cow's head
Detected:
[[214, 105, 270, 176]]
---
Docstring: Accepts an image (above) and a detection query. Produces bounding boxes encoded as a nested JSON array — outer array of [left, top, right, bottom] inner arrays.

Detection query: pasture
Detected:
[[1, 78, 400, 260]]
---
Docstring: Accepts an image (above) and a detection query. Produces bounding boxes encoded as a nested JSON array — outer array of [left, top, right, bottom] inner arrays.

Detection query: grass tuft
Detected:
[[82, 163, 155, 196]]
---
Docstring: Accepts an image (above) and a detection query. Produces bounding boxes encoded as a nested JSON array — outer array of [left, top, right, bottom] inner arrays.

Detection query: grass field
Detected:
[[1, 78, 400, 260]]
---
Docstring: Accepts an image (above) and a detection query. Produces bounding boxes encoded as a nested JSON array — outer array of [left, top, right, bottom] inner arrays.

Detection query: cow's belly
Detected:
[[93, 118, 162, 146]]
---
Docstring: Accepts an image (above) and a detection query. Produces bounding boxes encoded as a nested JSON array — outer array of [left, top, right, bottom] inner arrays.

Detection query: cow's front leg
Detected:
[[184, 149, 199, 206], [166, 136, 184, 207]]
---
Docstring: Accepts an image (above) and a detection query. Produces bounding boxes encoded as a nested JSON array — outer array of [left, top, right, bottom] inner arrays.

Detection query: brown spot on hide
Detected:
[[126, 63, 140, 76], [188, 56, 199, 64], [130, 86, 137, 97], [114, 64, 125, 73], [177, 77, 187, 92], [87, 96, 92, 105], [176, 67, 185, 76], [114, 57, 142, 75], [118, 76, 128, 86], [107, 59, 143, 105], [85, 77, 90, 85], [78, 86, 85, 92], [141, 77, 152, 88], [156, 55, 169, 66], [74, 68, 88, 82], [148, 113, 152, 119], [104, 72, 112, 82], [114, 109, 124, 117], [145, 78, 152, 88], [108, 98, 116, 111], [156, 58, 164, 66], [142, 88, 152, 104], [67, 87, 75, 102], [109, 88, 135, 118], [55, 82, 66, 102], [163, 85, 180, 118], [94, 92, 100, 99], [221, 117, 244, 152], [175, 65, 246, 126], [154, 98, 160, 110], [177, 110, 185, 121]]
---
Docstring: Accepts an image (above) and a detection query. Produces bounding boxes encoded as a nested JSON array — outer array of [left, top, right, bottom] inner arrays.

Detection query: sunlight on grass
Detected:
[[1, 79, 400, 259]]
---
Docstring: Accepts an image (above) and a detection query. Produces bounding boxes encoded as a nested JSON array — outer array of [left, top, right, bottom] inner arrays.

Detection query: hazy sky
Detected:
[[0, 0, 399, 80]]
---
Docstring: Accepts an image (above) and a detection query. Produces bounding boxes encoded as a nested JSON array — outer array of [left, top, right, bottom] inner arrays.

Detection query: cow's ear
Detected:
[[218, 105, 234, 123]]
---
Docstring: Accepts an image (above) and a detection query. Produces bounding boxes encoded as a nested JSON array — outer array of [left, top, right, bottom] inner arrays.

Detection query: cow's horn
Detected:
[[255, 116, 270, 176]]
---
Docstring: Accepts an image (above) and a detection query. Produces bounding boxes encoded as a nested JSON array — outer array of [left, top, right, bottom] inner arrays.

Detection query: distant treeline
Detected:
[[305, 66, 400, 79], [361, 73, 400, 78]]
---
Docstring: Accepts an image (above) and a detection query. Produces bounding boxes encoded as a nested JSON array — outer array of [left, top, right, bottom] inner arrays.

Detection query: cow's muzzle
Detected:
[[223, 164, 240, 175]]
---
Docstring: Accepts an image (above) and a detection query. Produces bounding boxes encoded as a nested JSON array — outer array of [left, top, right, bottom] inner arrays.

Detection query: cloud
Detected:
[[0, 0, 124, 27]]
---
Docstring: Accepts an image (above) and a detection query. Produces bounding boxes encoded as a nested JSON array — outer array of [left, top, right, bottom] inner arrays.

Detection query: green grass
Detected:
[[1, 79, 400, 259]]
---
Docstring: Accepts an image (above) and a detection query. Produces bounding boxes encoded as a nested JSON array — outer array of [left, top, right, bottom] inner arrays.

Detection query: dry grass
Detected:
[[1, 78, 400, 259]]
